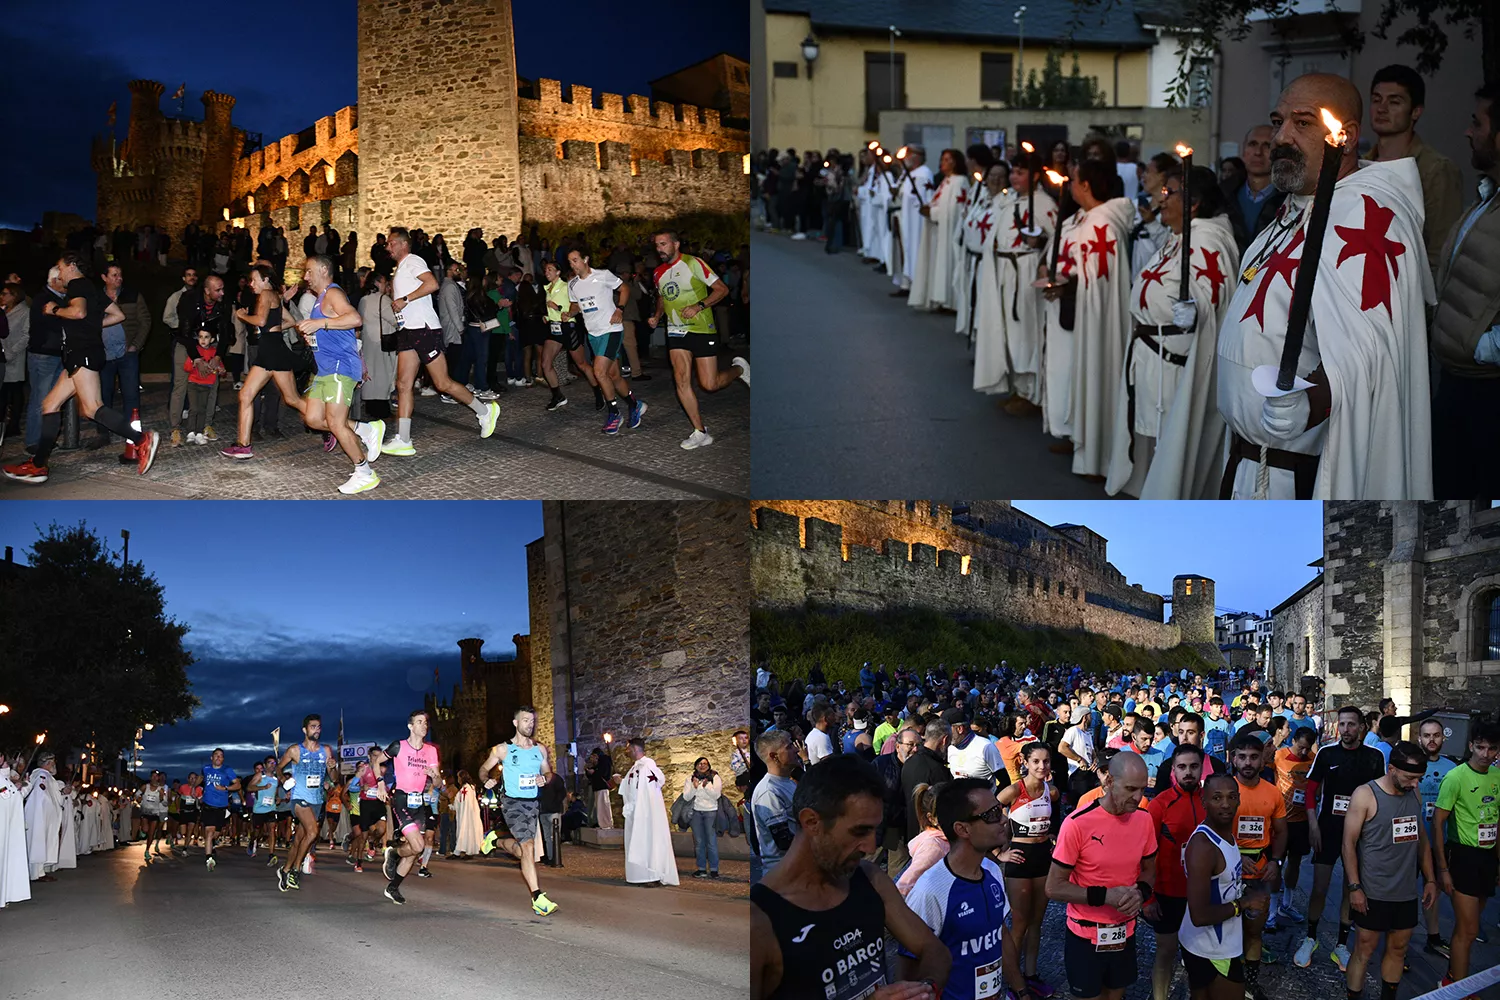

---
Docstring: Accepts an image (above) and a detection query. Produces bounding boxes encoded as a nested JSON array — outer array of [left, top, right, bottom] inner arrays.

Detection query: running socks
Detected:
[[1379, 981, 1399, 1000], [1338, 922, 1351, 946], [420, 846, 433, 865], [1245, 959, 1260, 988], [92, 405, 141, 442], [398, 418, 412, 442], [467, 397, 487, 416], [1309, 919, 1319, 941], [531, 889, 542, 900], [32, 411, 62, 466], [354, 460, 371, 476]]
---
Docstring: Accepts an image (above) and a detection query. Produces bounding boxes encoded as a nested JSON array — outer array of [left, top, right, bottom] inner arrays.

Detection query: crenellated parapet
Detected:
[[230, 106, 359, 214], [518, 77, 746, 166]]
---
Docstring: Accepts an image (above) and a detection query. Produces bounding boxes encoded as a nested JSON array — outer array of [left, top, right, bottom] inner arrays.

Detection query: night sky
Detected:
[[1, 0, 750, 231], [1, 501, 542, 779], [1015, 501, 1323, 616]]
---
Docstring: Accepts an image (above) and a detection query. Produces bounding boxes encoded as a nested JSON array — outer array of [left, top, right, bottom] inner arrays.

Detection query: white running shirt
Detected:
[[393, 253, 441, 330], [568, 269, 624, 334]]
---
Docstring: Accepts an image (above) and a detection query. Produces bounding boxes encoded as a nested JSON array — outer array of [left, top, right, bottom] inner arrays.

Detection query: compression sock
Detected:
[[92, 405, 141, 442], [389, 872, 404, 888], [398, 418, 412, 442], [421, 847, 432, 865], [1309, 919, 1320, 942], [1339, 923, 1351, 947], [531, 889, 542, 900], [549, 386, 563, 401], [467, 397, 487, 416], [354, 460, 371, 475], [32, 411, 62, 467], [1379, 980, 1398, 1000], [1245, 959, 1261, 988]]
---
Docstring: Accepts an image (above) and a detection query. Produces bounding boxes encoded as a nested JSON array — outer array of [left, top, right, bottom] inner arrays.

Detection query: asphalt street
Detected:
[[750, 230, 1109, 499], [2, 843, 749, 1000]]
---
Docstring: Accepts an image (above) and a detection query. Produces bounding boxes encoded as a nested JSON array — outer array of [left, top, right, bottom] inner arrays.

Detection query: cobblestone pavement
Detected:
[[0, 356, 748, 499]]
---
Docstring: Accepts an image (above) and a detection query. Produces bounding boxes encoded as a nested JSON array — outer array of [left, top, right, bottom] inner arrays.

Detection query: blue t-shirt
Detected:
[[1419, 756, 1459, 828], [252, 774, 277, 813], [201, 765, 237, 808], [1134, 746, 1167, 792], [902, 857, 1011, 1000], [1204, 718, 1232, 758], [1365, 730, 1382, 748]]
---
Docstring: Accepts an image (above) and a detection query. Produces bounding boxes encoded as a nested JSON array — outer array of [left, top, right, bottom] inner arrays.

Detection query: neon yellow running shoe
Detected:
[[481, 830, 498, 856], [532, 892, 557, 916]]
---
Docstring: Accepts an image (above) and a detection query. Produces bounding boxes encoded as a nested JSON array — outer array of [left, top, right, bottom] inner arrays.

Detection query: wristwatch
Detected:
[[1347, 882, 1363, 893]]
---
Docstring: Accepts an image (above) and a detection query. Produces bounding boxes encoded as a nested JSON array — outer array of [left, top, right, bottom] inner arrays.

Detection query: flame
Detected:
[[974, 171, 982, 181], [1320, 108, 1347, 145], [1175, 143, 1192, 158], [1044, 169, 1067, 186], [883, 154, 893, 164], [897, 146, 908, 159], [868, 140, 879, 150], [1021, 141, 1034, 153]]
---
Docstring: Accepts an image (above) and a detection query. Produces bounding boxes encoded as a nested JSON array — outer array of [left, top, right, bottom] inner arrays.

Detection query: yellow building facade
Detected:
[[764, 10, 1152, 153]]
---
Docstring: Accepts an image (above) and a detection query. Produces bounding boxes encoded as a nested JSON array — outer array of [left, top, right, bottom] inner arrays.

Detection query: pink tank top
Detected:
[[392, 740, 439, 793]]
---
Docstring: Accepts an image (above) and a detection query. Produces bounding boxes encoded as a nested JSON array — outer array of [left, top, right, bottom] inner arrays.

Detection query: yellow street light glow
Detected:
[[0, 704, 9, 714], [324, 164, 336, 185]]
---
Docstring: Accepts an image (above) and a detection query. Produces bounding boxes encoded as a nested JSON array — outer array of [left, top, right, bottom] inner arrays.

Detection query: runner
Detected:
[[380, 228, 499, 456], [477, 705, 559, 915], [1144, 743, 1207, 1000], [248, 760, 277, 858], [2, 252, 160, 484], [1341, 740, 1436, 1000], [1228, 730, 1287, 991], [271, 770, 291, 866], [1180, 773, 1251, 1000], [138, 771, 168, 864], [199, 748, 241, 870], [273, 714, 340, 892], [1274, 725, 1317, 922], [750, 754, 950, 1000], [995, 741, 1060, 999], [645, 230, 748, 450], [419, 774, 440, 877], [902, 777, 1032, 1000], [1292, 706, 1387, 970], [348, 748, 388, 874], [178, 772, 203, 853], [1432, 721, 1500, 992], [375, 710, 442, 905], [535, 259, 597, 411], [290, 256, 385, 494], [1415, 717, 1458, 957], [1045, 752, 1158, 1000], [564, 248, 645, 435]]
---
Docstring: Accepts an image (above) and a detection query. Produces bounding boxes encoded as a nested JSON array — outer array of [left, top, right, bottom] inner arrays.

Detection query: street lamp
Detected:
[[889, 26, 902, 123], [800, 35, 820, 79], [0, 704, 9, 714], [1014, 6, 1027, 104]]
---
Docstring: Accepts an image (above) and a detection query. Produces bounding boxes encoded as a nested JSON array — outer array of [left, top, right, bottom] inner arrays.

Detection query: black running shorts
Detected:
[[396, 326, 443, 364], [667, 332, 718, 358]]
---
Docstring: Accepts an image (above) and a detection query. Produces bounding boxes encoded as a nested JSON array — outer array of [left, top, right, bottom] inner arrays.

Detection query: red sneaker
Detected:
[[136, 430, 160, 476], [2, 459, 48, 483]]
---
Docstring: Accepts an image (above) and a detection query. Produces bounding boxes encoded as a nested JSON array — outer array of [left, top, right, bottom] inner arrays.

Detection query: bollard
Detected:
[[59, 396, 80, 450]]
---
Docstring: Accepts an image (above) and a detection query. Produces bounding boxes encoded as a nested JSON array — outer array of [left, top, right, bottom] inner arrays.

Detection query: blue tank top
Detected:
[[310, 283, 362, 379], [291, 743, 328, 805], [502, 742, 546, 799]]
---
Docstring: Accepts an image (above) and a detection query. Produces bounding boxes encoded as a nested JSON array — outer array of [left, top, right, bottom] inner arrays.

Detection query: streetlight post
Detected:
[[889, 26, 902, 125], [1014, 7, 1027, 104]]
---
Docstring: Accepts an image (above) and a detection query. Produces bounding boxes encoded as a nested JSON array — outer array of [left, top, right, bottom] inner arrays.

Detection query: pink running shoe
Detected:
[[220, 444, 254, 460]]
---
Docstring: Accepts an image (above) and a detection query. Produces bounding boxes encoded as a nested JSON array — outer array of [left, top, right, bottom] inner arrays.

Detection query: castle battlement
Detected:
[[521, 78, 726, 135], [518, 135, 740, 174]]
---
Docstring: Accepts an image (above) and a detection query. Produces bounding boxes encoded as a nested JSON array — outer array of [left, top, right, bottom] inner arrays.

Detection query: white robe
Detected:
[[1216, 159, 1433, 499], [58, 790, 78, 867], [1069, 197, 1136, 478], [1042, 209, 1086, 439], [910, 173, 962, 311], [974, 190, 1016, 394], [454, 784, 483, 855], [995, 186, 1058, 402], [92, 794, 113, 851], [856, 167, 877, 258], [0, 767, 30, 906], [621, 756, 679, 885], [956, 183, 995, 338], [898, 163, 936, 289], [867, 171, 892, 269], [115, 798, 134, 844], [22, 770, 61, 879], [1109, 214, 1241, 497]]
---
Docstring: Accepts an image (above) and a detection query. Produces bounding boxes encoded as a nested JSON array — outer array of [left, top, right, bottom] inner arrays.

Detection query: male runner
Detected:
[[564, 248, 644, 435], [274, 714, 340, 892], [380, 228, 499, 455], [1228, 731, 1285, 994], [1342, 741, 1436, 1000], [1144, 743, 1206, 1000], [1293, 707, 1387, 969], [647, 230, 749, 450], [1274, 725, 1316, 922], [138, 771, 168, 864], [1432, 721, 1500, 993], [200, 748, 241, 870], [1181, 773, 1252, 1000], [1415, 717, 1458, 956], [348, 748, 388, 873], [248, 760, 276, 858], [478, 705, 559, 915], [901, 777, 1032, 1000], [375, 710, 442, 905]]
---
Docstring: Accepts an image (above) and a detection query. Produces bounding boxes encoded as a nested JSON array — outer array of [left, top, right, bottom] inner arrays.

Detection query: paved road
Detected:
[[0, 354, 749, 500], [750, 230, 1108, 499], [2, 842, 748, 1000]]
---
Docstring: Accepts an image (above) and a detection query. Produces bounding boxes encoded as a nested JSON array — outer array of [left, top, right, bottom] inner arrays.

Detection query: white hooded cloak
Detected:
[[621, 755, 679, 886]]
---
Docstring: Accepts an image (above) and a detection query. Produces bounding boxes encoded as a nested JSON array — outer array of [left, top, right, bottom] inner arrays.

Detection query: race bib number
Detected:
[[974, 956, 1003, 998], [1479, 823, 1497, 846], [183, 796, 197, 805], [1332, 795, 1351, 816], [1392, 816, 1419, 844], [406, 792, 425, 809], [1292, 789, 1305, 805], [549, 321, 561, 333], [1025, 817, 1051, 836], [1095, 924, 1128, 952], [304, 774, 319, 788], [518, 772, 540, 790], [1425, 801, 1435, 820], [1238, 816, 1265, 840]]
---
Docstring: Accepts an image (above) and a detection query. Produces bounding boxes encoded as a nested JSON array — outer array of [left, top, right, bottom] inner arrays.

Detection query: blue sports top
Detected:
[[900, 857, 1011, 1000], [501, 742, 546, 800], [310, 283, 362, 380], [291, 743, 328, 805]]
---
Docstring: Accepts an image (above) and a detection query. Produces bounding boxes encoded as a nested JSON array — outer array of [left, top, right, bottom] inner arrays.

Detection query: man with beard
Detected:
[[477, 706, 559, 915], [1226, 126, 1286, 253], [1215, 73, 1431, 499], [751, 755, 950, 1000]]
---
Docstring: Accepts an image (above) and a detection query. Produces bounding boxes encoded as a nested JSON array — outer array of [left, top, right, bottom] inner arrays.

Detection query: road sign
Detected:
[[340, 742, 376, 760]]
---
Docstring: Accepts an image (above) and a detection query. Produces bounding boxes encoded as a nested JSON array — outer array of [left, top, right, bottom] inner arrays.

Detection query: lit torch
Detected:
[[1044, 169, 1069, 282], [1175, 143, 1194, 300], [1020, 141, 1037, 235]]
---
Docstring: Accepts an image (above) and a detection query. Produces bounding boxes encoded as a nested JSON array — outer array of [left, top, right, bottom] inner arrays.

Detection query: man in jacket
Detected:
[[162, 266, 198, 335], [463, 228, 488, 282], [1429, 81, 1500, 498], [899, 719, 952, 841], [1367, 64, 1464, 277], [436, 261, 467, 378], [877, 725, 919, 873], [94, 263, 149, 450], [1224, 125, 1288, 252], [24, 269, 67, 452], [172, 274, 231, 446]]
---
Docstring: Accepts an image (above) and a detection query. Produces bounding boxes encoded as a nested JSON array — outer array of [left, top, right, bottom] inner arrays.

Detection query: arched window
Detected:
[[1478, 589, 1500, 661]]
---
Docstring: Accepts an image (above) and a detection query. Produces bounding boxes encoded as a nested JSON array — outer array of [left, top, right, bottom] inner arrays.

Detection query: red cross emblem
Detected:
[[976, 212, 993, 244], [1012, 210, 1030, 248], [1333, 194, 1407, 316], [1240, 229, 1305, 329], [1194, 249, 1228, 308], [1137, 264, 1168, 308], [1083, 225, 1117, 287], [1058, 241, 1076, 279]]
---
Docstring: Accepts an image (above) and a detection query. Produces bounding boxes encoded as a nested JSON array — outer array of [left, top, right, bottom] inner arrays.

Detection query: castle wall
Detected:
[[1272, 578, 1323, 691], [517, 137, 745, 227], [751, 507, 1180, 650], [519, 79, 746, 163], [231, 107, 359, 216]]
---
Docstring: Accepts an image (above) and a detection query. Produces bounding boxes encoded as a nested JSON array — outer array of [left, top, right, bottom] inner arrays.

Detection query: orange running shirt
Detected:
[[1233, 776, 1285, 879], [1275, 747, 1314, 822], [998, 738, 1027, 782]]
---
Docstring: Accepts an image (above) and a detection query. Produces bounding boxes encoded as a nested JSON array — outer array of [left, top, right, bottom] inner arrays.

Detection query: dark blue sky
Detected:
[[1, 0, 749, 230], [1, 501, 542, 778], [1015, 501, 1323, 616]]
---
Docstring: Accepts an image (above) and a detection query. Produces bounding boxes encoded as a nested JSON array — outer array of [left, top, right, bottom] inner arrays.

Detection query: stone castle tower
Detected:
[[199, 91, 242, 226], [1171, 574, 1218, 644], [425, 636, 533, 779], [355, 0, 523, 245]]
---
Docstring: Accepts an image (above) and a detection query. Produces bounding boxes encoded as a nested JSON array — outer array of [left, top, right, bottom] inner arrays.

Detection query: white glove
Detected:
[[1475, 324, 1500, 365], [1171, 298, 1198, 331], [1261, 390, 1310, 439]]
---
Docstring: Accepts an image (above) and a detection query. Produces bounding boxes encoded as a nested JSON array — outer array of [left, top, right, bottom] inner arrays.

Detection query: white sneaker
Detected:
[[1330, 943, 1350, 972], [419, 386, 438, 397], [465, 384, 476, 393], [337, 466, 380, 495], [1293, 936, 1318, 968], [439, 394, 458, 404], [476, 389, 499, 401], [732, 355, 751, 387], [357, 419, 384, 465], [790, 232, 807, 241], [477, 400, 500, 439], [680, 428, 714, 450]]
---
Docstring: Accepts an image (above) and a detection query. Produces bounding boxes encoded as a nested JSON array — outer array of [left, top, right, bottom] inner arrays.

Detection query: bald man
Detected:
[[1227, 125, 1287, 251], [1215, 72, 1433, 500]]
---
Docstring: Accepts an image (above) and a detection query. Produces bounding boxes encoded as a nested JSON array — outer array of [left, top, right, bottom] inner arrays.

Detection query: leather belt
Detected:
[[1218, 431, 1320, 499], [1123, 324, 1191, 463]]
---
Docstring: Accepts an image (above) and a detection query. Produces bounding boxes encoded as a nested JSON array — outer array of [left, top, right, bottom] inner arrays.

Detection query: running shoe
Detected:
[[276, 868, 289, 892], [384, 884, 405, 905], [1245, 983, 1269, 1000], [170, 428, 183, 447], [603, 411, 622, 435], [680, 428, 714, 450], [287, 870, 301, 890], [206, 856, 216, 870], [417, 866, 432, 878], [419, 386, 438, 396], [220, 444, 254, 460], [302, 853, 315, 875], [1438, 974, 1482, 1000], [439, 394, 458, 404], [693, 869, 707, 879], [143, 851, 152, 865], [619, 364, 632, 378], [476, 389, 499, 401], [1292, 936, 1318, 967], [732, 355, 751, 387], [1260, 945, 1280, 965], [628, 400, 647, 430], [1477, 926, 1490, 945], [352, 863, 363, 873], [1265, 919, 1280, 935], [359, 419, 384, 464], [322, 432, 337, 453], [1279, 903, 1306, 923], [345, 856, 357, 866], [2, 459, 48, 483], [478, 400, 500, 439], [531, 892, 558, 916], [267, 854, 279, 867], [248, 842, 256, 857], [480, 830, 498, 856], [338, 466, 380, 495], [383, 846, 400, 880], [1331, 942, 1350, 971], [1024, 976, 1055, 999], [380, 437, 416, 457], [546, 396, 567, 411], [1425, 934, 1451, 958]]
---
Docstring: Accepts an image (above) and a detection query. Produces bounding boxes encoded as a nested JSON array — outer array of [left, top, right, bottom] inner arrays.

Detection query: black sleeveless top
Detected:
[[253, 302, 300, 372], [751, 865, 888, 1000]]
